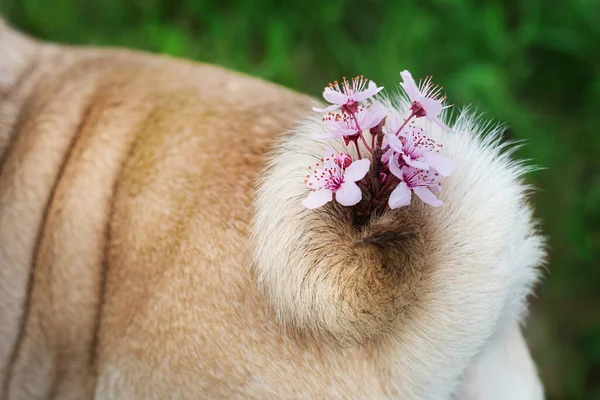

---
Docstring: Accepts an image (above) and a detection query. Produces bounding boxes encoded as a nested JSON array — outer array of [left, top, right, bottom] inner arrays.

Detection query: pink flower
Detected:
[[384, 121, 454, 176], [335, 153, 353, 169], [400, 70, 452, 132], [314, 101, 385, 140], [302, 151, 370, 209], [388, 157, 444, 208], [313, 76, 383, 113]]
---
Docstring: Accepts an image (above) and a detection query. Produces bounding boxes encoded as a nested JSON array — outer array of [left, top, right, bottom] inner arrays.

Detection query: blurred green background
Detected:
[[1, 0, 599, 398]]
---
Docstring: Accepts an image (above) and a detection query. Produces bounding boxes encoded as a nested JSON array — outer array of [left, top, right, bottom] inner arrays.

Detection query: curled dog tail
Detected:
[[252, 103, 544, 348], [0, 17, 39, 95]]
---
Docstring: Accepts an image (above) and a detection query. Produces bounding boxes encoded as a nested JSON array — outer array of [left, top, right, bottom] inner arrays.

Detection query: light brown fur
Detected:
[[0, 21, 544, 399]]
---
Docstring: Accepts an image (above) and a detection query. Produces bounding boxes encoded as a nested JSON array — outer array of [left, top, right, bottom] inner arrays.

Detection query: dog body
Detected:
[[0, 22, 544, 399]]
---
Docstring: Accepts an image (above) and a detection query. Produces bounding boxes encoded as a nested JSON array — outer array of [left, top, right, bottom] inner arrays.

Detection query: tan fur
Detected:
[[0, 21, 544, 399]]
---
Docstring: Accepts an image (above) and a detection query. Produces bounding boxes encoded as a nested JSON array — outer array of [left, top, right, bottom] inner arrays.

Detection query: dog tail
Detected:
[[252, 106, 544, 347]]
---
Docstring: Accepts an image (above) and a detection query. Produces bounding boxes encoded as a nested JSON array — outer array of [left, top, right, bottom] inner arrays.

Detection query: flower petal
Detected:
[[388, 153, 403, 179], [428, 115, 453, 133], [420, 97, 443, 118], [322, 88, 348, 105], [388, 182, 411, 209], [430, 184, 442, 195], [402, 154, 430, 170], [413, 186, 443, 207], [312, 104, 341, 113], [358, 101, 385, 130], [385, 133, 404, 153], [344, 158, 370, 182], [302, 190, 333, 209], [422, 153, 454, 176], [384, 114, 402, 135], [352, 80, 384, 102], [400, 70, 421, 102], [381, 148, 392, 163], [335, 182, 362, 206]]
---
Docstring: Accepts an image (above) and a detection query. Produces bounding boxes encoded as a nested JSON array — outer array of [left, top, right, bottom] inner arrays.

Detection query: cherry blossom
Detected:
[[388, 158, 444, 208], [400, 70, 453, 132], [302, 70, 455, 213], [302, 151, 370, 209], [313, 76, 383, 113], [385, 124, 454, 176], [314, 101, 385, 140]]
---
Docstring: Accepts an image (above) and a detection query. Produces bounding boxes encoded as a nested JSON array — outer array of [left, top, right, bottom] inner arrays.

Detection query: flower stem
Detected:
[[394, 111, 418, 136], [375, 175, 399, 202], [365, 118, 387, 214], [371, 129, 376, 149], [353, 140, 362, 159], [371, 123, 385, 192], [359, 133, 373, 153], [349, 109, 372, 152]]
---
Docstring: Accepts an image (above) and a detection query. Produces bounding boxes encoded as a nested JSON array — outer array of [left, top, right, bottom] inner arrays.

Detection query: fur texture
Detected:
[[0, 20, 545, 399], [253, 99, 546, 398]]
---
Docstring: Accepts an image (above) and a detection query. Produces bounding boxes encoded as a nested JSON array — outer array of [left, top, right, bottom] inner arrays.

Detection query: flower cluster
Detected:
[[303, 71, 455, 212]]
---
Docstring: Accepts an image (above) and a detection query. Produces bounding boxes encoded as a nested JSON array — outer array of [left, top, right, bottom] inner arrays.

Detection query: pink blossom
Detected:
[[313, 76, 383, 113], [335, 153, 352, 169], [388, 158, 444, 208], [381, 147, 392, 164], [314, 101, 385, 140], [400, 70, 452, 132], [302, 151, 370, 209], [384, 123, 454, 176]]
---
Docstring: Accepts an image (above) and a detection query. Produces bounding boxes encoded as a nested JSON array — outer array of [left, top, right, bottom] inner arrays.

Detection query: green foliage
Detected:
[[2, 0, 599, 398]]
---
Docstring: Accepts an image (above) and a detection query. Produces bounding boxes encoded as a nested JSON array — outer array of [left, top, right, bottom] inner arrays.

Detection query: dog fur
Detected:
[[0, 20, 545, 399]]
